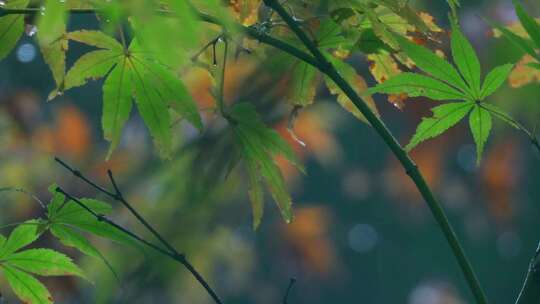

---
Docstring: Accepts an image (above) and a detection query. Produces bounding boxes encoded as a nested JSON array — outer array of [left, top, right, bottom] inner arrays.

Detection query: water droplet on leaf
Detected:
[[25, 24, 38, 37]]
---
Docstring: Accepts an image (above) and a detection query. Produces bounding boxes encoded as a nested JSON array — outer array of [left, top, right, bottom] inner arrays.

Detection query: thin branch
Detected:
[[261, 0, 488, 303], [55, 158, 224, 304], [515, 241, 540, 304], [283, 277, 296, 304], [0, 187, 46, 209], [106, 169, 178, 256], [55, 187, 177, 260]]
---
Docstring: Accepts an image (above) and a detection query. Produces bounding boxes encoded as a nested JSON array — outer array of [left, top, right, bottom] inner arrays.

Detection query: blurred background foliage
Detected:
[[0, 0, 539, 303]]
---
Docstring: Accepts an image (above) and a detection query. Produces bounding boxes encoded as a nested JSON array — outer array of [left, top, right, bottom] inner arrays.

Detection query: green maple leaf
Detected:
[[46, 184, 137, 248], [367, 21, 514, 163], [230, 103, 303, 229], [0, 221, 85, 304], [62, 30, 203, 158]]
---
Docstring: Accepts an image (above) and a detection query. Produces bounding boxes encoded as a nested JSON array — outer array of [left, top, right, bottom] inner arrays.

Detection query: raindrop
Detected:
[[39, 6, 46, 16], [16, 43, 36, 63], [25, 24, 38, 37], [348, 223, 378, 253]]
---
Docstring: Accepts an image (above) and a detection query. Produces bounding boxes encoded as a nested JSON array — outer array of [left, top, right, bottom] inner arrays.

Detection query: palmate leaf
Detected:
[[406, 102, 473, 151], [45, 186, 119, 277], [63, 30, 202, 157], [0, 221, 85, 304], [469, 105, 492, 164], [368, 24, 512, 161], [0, 0, 29, 61], [230, 103, 302, 228]]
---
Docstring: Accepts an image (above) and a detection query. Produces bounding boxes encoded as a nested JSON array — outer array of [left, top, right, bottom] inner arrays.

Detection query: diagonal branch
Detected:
[[55, 158, 223, 304], [260, 0, 488, 303]]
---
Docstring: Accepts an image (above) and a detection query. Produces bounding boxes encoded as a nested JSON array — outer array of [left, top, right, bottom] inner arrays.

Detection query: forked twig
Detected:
[[55, 158, 223, 304]]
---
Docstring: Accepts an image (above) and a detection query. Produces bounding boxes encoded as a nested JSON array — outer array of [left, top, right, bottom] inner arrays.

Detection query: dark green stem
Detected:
[[262, 0, 488, 303], [515, 242, 540, 304], [0, 8, 95, 16]]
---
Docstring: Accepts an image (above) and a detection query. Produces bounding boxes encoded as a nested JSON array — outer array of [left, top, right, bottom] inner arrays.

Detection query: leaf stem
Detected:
[[481, 105, 540, 155], [217, 36, 228, 118], [261, 0, 488, 303], [54, 158, 224, 304]]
